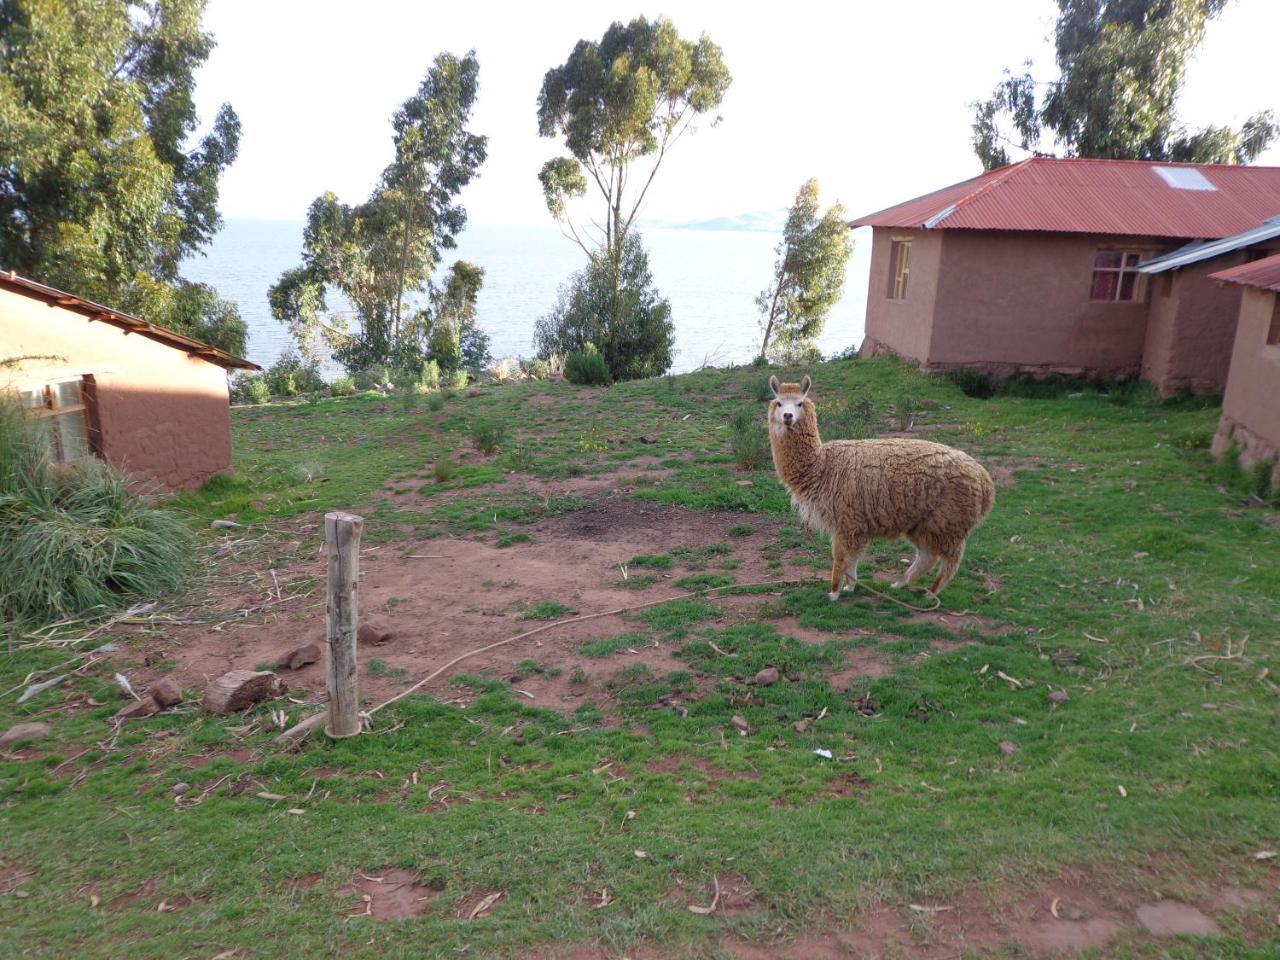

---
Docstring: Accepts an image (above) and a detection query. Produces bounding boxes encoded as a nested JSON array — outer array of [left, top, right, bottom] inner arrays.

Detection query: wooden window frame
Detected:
[[19, 377, 94, 464], [888, 239, 911, 300], [1090, 249, 1145, 302]]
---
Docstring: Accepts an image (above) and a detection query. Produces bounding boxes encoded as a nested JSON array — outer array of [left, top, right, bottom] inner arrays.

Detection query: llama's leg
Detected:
[[838, 537, 868, 594], [828, 540, 848, 602], [929, 542, 967, 596], [893, 546, 937, 589]]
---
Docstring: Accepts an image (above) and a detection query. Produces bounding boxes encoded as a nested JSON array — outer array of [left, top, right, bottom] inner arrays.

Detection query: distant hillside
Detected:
[[640, 209, 787, 233]]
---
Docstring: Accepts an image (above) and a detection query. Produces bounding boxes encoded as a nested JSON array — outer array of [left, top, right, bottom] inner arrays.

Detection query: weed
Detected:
[[577, 632, 651, 658], [433, 458, 457, 483], [569, 665, 588, 685], [729, 408, 770, 470], [471, 420, 506, 455], [426, 392, 445, 412], [505, 444, 536, 472], [497, 531, 532, 548], [728, 522, 754, 537], [629, 553, 674, 570], [891, 393, 918, 430], [519, 600, 575, 620]]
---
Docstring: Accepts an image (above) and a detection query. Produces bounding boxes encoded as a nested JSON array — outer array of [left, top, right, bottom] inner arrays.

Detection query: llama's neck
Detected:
[[770, 417, 825, 496]]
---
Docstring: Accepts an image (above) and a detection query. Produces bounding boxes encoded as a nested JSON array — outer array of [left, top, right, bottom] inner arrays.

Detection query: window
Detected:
[[1269, 296, 1280, 347], [888, 240, 911, 299], [19, 379, 92, 464], [1090, 250, 1143, 302]]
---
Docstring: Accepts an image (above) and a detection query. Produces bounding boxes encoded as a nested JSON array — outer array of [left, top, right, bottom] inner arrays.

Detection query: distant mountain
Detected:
[[640, 209, 787, 233]]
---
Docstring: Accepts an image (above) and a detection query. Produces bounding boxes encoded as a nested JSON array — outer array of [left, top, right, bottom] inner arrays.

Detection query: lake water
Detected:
[[182, 220, 869, 374]]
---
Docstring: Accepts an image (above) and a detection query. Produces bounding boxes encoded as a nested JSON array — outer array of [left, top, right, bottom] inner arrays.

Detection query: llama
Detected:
[[768, 376, 994, 599]]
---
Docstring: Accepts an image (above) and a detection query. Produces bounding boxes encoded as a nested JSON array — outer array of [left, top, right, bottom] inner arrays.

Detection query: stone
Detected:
[[1048, 690, 1070, 706], [170, 782, 191, 796], [752, 667, 780, 686], [203, 670, 287, 714], [114, 699, 159, 722], [0, 721, 52, 751], [999, 740, 1019, 756], [358, 621, 393, 645], [730, 715, 752, 736], [276, 642, 321, 670], [149, 678, 183, 708]]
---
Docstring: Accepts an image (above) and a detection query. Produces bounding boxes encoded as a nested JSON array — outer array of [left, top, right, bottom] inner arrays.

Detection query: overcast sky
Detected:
[[194, 0, 1280, 228]]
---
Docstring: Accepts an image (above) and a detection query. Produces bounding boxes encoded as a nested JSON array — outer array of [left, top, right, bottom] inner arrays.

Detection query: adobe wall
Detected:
[[859, 228, 942, 363], [1141, 255, 1247, 395], [1212, 287, 1280, 487], [925, 231, 1161, 378], [0, 288, 233, 490]]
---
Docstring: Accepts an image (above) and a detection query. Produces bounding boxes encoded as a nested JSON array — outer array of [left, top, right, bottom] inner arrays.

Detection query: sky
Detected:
[[194, 0, 1280, 228]]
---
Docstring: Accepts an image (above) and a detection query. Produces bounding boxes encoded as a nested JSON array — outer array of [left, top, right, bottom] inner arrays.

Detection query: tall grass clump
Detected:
[[729, 409, 770, 470], [471, 420, 506, 455], [0, 399, 194, 626], [564, 345, 610, 386]]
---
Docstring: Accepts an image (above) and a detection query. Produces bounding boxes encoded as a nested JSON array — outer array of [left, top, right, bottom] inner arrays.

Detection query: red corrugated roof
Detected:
[[0, 270, 259, 371], [850, 157, 1280, 239], [1209, 253, 1280, 293]]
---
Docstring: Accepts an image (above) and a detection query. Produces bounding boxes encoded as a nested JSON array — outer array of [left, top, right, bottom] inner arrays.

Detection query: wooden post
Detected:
[[324, 511, 364, 739]]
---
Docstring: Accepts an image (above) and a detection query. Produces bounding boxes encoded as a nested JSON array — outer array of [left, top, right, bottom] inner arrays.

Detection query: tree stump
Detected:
[[203, 670, 287, 714]]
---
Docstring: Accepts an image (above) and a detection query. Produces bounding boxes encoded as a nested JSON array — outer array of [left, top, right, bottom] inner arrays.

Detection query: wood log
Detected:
[[324, 512, 364, 739], [203, 670, 286, 714]]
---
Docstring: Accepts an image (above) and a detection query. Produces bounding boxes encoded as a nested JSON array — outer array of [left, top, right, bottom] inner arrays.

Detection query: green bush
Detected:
[[564, 345, 610, 386], [0, 399, 194, 625], [264, 349, 325, 397], [892, 394, 918, 430], [433, 458, 457, 483], [353, 365, 389, 391], [947, 368, 997, 399], [448, 368, 469, 389], [419, 359, 441, 391], [231, 374, 269, 405], [747, 377, 774, 402], [505, 444, 536, 472], [471, 420, 505, 455], [533, 233, 674, 382], [426, 393, 445, 412], [329, 375, 355, 397], [521, 357, 552, 381], [729, 408, 770, 470]]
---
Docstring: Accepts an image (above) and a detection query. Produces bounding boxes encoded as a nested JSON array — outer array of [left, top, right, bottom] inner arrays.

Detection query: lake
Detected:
[[181, 220, 870, 374]]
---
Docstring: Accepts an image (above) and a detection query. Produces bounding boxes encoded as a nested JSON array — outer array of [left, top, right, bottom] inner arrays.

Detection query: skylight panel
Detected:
[[1152, 167, 1217, 191]]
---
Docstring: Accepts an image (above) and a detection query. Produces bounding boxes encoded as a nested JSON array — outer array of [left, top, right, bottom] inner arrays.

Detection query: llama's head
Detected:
[[768, 375, 812, 437]]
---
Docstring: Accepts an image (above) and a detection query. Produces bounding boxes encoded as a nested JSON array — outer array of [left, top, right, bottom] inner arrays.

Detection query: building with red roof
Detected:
[[850, 157, 1280, 393], [1206, 254, 1280, 485]]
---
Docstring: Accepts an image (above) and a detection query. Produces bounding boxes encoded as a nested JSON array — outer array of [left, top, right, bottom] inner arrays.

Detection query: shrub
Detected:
[[433, 458, 457, 483], [747, 377, 774, 402], [264, 348, 325, 397], [521, 358, 551, 381], [353, 365, 390, 391], [419, 359, 441, 391], [471, 420, 505, 455], [948, 368, 997, 399], [426, 393, 445, 412], [448, 368, 469, 389], [231, 374, 269, 405], [892, 394, 918, 430], [729, 409, 770, 470], [564, 345, 610, 386], [0, 399, 194, 625], [505, 444, 536, 473], [329, 375, 355, 397], [533, 233, 674, 382]]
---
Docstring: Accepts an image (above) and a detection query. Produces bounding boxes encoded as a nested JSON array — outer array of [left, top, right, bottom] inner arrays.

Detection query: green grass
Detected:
[[2, 356, 1278, 958]]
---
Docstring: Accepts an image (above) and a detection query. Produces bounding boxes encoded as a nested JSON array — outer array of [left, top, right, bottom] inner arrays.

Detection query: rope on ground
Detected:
[[273, 574, 946, 747]]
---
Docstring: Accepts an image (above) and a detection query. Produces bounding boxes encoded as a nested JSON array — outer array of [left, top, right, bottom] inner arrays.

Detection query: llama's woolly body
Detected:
[[768, 377, 994, 597]]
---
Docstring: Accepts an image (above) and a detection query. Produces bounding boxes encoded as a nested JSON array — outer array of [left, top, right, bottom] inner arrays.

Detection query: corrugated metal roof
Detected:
[[0, 270, 259, 371], [1137, 217, 1280, 274], [1209, 253, 1280, 294], [850, 157, 1280, 239]]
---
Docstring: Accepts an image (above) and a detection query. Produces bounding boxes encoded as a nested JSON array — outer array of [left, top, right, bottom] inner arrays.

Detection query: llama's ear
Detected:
[[800, 375, 812, 396], [768, 376, 780, 397]]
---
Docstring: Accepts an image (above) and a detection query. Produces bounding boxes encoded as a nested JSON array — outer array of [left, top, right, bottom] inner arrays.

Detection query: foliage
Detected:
[[269, 52, 488, 371], [448, 368, 469, 389], [418, 359, 441, 391], [0, 0, 245, 352], [432, 457, 456, 483], [329, 376, 355, 397], [563, 346, 610, 386], [534, 233, 673, 381], [353, 366, 390, 391], [264, 349, 325, 398], [521, 358, 552, 381], [729, 408, 770, 470], [757, 180, 852, 360], [230, 374, 270, 406], [0, 398, 193, 625], [471, 420, 505, 455], [536, 16, 730, 266], [972, 0, 1276, 168]]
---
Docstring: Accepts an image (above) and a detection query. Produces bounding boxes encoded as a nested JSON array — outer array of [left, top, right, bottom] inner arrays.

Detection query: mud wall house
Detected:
[[0, 271, 259, 490], [849, 158, 1280, 393], [1206, 254, 1280, 487]]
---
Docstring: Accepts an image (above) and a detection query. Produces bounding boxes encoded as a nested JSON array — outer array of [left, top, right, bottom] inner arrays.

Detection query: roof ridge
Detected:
[[1024, 155, 1280, 172], [927, 158, 1034, 227]]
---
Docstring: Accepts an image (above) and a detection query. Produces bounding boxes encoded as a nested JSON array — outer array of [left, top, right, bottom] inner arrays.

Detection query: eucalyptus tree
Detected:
[[972, 0, 1276, 169], [757, 180, 852, 362], [269, 51, 488, 372], [0, 0, 246, 353]]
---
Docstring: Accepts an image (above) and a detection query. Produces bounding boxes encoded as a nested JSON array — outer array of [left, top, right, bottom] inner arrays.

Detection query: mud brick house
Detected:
[[850, 158, 1280, 393], [0, 271, 258, 490], [1206, 254, 1280, 486]]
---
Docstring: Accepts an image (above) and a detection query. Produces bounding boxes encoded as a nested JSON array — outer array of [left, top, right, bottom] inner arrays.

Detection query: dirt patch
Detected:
[[1208, 886, 1266, 910], [455, 887, 505, 920], [345, 868, 441, 919], [906, 610, 1013, 637], [645, 754, 760, 784], [826, 772, 871, 798], [1135, 899, 1221, 936], [0, 867, 33, 897]]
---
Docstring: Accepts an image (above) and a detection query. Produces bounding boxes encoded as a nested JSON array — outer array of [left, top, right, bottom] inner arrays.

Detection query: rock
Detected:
[[752, 667, 780, 686], [0, 721, 52, 751], [170, 782, 191, 796], [735, 480, 753, 487], [114, 698, 159, 722], [203, 670, 287, 714], [149, 678, 183, 708], [1048, 690, 1069, 706], [999, 740, 1019, 756], [210, 518, 242, 529], [358, 621, 393, 645], [276, 642, 321, 670], [730, 715, 752, 736]]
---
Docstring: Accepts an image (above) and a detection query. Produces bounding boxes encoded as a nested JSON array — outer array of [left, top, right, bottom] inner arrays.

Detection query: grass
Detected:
[[2, 356, 1278, 958]]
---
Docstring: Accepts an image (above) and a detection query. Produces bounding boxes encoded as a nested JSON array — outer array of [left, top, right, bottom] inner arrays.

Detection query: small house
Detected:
[[849, 158, 1280, 393], [0, 271, 258, 490], [1206, 254, 1280, 487]]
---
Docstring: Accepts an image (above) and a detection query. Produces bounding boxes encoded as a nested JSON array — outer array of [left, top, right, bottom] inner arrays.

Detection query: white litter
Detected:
[[813, 749, 833, 760]]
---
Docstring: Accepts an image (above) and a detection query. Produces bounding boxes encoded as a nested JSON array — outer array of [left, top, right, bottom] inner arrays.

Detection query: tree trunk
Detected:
[[324, 511, 364, 739], [393, 197, 415, 349], [759, 274, 785, 359]]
